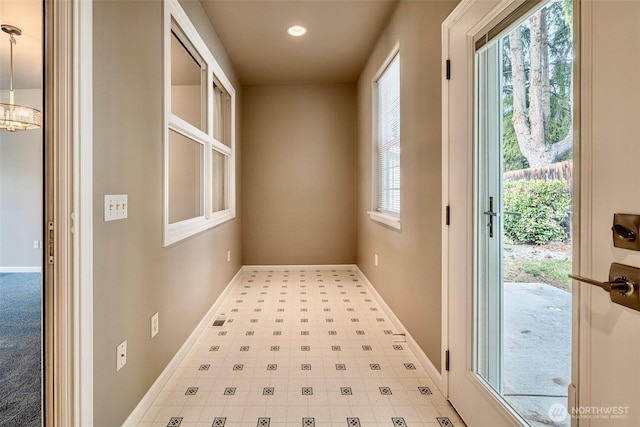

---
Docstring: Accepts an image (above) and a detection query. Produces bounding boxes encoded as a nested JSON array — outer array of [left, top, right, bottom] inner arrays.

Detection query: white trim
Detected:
[[576, 0, 590, 424], [0, 266, 42, 273], [367, 211, 401, 229], [441, 12, 452, 397], [163, 0, 237, 247], [46, 0, 76, 423], [122, 267, 243, 427], [353, 265, 443, 390], [373, 42, 401, 84], [73, 0, 94, 424], [242, 264, 357, 272]]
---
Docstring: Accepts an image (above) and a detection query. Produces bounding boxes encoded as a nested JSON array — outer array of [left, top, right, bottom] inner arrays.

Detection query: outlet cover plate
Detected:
[[105, 194, 128, 222], [117, 340, 127, 372], [151, 312, 159, 338]]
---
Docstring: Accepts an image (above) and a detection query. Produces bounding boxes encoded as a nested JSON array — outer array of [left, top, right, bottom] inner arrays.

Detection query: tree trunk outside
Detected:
[[509, 9, 572, 168]]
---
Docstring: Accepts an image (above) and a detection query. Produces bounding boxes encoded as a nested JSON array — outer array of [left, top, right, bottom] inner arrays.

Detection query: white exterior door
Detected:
[[443, 0, 640, 426], [443, 1, 528, 424]]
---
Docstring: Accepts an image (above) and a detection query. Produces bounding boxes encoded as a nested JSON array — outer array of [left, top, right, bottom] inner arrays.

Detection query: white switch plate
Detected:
[[151, 312, 159, 338], [104, 194, 128, 222], [116, 340, 127, 372], [33, 240, 40, 249], [374, 254, 379, 267], [227, 250, 231, 262]]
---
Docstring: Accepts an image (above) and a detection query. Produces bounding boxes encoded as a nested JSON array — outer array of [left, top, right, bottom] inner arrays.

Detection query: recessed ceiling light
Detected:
[[287, 25, 307, 37]]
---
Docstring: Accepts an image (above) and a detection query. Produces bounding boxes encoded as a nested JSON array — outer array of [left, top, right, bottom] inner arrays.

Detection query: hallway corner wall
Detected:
[[356, 0, 459, 374], [242, 83, 357, 265]]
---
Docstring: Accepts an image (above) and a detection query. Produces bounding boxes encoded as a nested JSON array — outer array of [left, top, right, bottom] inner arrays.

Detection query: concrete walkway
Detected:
[[503, 282, 572, 427]]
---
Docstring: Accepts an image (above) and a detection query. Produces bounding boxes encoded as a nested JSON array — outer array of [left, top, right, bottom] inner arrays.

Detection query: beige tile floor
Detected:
[[138, 268, 466, 427]]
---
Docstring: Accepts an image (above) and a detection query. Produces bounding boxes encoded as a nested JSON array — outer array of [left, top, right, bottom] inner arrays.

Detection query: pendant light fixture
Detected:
[[0, 24, 41, 132]]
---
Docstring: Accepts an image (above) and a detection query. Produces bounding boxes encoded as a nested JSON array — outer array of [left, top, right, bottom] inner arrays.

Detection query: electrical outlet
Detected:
[[116, 340, 127, 372], [33, 240, 40, 249], [227, 250, 231, 262], [375, 254, 379, 267], [151, 312, 159, 338], [104, 194, 128, 222]]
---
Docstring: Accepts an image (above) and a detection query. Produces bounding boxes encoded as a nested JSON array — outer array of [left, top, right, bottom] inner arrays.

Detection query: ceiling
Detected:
[[0, 0, 398, 89], [0, 0, 42, 90], [199, 0, 399, 85]]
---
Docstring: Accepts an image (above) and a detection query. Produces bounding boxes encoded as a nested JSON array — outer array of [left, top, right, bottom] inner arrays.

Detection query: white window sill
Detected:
[[163, 210, 235, 246], [368, 211, 401, 230]]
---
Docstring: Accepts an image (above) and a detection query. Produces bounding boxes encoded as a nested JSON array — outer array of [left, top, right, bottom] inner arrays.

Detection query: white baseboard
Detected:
[[122, 267, 243, 427], [242, 264, 356, 272], [0, 266, 42, 273], [353, 266, 443, 392]]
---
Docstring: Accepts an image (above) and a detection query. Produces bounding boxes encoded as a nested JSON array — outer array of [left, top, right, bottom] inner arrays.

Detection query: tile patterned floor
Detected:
[[138, 268, 466, 427]]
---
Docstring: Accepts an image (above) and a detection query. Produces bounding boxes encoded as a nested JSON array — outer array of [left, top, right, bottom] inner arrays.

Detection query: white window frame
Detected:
[[163, 0, 236, 246], [369, 45, 401, 230]]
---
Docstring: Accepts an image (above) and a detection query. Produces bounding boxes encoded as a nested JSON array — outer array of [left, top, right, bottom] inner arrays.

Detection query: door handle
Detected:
[[482, 197, 521, 238], [569, 263, 640, 312], [483, 196, 496, 237], [568, 274, 634, 296], [483, 211, 520, 217]]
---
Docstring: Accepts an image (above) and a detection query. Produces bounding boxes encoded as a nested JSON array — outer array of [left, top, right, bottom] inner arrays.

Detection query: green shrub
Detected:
[[503, 179, 571, 245]]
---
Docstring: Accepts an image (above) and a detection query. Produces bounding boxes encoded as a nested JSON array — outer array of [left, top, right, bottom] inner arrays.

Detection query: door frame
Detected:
[[441, 0, 583, 424], [44, 0, 94, 425]]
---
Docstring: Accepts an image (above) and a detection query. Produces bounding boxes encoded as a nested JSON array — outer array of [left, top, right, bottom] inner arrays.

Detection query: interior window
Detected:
[[164, 0, 236, 245], [211, 148, 227, 213], [168, 129, 204, 224], [170, 27, 205, 132]]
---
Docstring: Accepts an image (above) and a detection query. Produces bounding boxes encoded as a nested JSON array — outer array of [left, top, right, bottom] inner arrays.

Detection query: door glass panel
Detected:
[[211, 149, 227, 213], [168, 130, 204, 224], [475, 1, 573, 425], [170, 28, 205, 132]]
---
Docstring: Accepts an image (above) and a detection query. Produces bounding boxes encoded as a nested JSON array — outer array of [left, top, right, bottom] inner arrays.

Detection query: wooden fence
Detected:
[[503, 160, 573, 188]]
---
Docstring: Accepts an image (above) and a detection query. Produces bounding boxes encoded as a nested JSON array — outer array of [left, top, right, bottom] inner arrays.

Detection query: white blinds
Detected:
[[377, 53, 400, 215]]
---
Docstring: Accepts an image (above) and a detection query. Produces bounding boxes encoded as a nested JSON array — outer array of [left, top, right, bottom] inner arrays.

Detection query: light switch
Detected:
[[104, 194, 128, 222]]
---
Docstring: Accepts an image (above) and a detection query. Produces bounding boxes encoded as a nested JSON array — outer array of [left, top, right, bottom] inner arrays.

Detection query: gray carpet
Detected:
[[0, 273, 42, 427]]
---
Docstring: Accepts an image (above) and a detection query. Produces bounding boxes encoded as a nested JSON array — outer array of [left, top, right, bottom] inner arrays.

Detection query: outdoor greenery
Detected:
[[521, 259, 571, 285], [504, 257, 572, 290], [502, 0, 574, 172], [503, 179, 571, 244]]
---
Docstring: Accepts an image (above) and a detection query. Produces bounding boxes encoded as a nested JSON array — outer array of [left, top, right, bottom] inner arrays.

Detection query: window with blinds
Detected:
[[376, 53, 400, 216]]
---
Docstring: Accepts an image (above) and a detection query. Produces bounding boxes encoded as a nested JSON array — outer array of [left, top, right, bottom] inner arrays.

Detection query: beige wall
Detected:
[[92, 1, 242, 425], [242, 84, 357, 265], [0, 89, 43, 270], [356, 0, 458, 372]]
